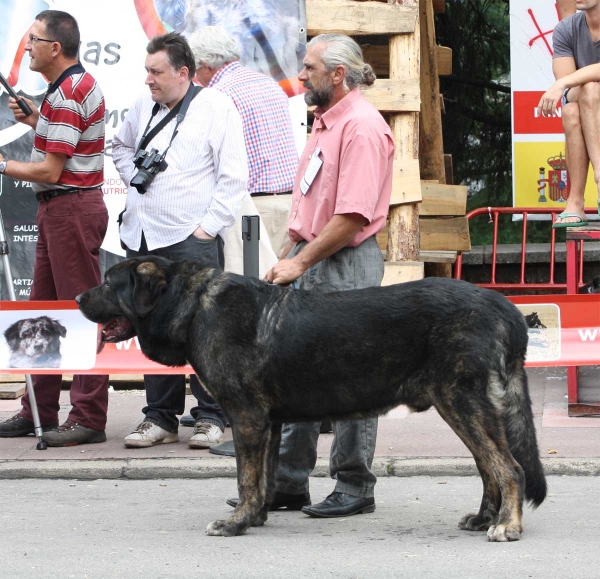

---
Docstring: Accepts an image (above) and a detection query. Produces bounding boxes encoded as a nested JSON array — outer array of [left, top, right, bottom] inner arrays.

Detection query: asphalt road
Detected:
[[1, 475, 598, 579]]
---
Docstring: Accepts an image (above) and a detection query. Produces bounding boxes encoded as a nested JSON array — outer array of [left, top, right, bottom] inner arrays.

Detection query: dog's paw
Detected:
[[206, 519, 247, 537], [487, 523, 522, 542], [458, 510, 496, 531], [251, 511, 268, 527]]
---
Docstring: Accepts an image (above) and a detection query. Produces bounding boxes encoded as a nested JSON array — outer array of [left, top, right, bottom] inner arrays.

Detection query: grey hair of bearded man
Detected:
[[308, 33, 376, 90], [188, 26, 241, 70]]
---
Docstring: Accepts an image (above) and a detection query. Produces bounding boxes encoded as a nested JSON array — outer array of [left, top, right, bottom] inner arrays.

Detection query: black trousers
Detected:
[[125, 232, 228, 432]]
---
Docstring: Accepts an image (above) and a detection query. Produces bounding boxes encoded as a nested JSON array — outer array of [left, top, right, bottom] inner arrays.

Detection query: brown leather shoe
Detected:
[[42, 420, 106, 447]]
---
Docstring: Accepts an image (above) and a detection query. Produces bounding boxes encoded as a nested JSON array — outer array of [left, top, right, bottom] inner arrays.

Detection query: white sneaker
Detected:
[[124, 421, 178, 448], [188, 422, 223, 449]]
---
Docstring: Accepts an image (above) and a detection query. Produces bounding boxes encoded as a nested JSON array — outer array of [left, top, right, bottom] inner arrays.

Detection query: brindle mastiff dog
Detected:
[[76, 257, 547, 541]]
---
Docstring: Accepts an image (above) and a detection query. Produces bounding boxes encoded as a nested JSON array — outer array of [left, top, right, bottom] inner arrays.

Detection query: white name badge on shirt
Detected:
[[300, 146, 323, 195]]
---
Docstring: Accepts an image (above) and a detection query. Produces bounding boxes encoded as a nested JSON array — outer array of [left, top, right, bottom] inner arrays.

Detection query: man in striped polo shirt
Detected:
[[0, 10, 109, 447]]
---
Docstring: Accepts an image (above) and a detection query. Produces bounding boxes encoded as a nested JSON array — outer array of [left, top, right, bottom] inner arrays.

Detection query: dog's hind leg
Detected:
[[435, 392, 525, 542], [206, 417, 272, 537], [458, 457, 500, 531]]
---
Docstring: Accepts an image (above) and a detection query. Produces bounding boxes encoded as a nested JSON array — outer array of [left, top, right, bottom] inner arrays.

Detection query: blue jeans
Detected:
[[125, 232, 227, 433], [277, 236, 383, 498]]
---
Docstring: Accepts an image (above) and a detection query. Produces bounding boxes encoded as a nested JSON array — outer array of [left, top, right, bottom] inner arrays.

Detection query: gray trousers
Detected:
[[277, 236, 383, 498]]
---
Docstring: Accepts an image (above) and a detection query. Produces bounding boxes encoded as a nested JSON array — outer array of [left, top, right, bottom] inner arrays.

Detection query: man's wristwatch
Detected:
[[0, 161, 7, 174]]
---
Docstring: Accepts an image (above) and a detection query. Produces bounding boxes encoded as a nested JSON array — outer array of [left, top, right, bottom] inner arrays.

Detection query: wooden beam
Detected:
[[361, 79, 420, 112], [361, 45, 451, 78], [391, 159, 422, 205], [436, 46, 452, 76], [387, 17, 421, 263], [420, 182, 468, 216], [433, 0, 446, 13], [444, 153, 454, 184], [419, 217, 471, 251], [308, 80, 419, 112], [0, 383, 26, 399], [418, 0, 446, 183], [382, 261, 424, 286], [419, 250, 457, 263], [307, 0, 418, 36], [360, 44, 389, 77]]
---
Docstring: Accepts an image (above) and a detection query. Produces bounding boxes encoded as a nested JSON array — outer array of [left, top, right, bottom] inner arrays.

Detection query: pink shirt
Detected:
[[288, 89, 394, 247]]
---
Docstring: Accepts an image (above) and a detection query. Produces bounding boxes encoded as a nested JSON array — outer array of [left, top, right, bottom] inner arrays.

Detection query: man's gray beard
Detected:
[[304, 84, 334, 108]]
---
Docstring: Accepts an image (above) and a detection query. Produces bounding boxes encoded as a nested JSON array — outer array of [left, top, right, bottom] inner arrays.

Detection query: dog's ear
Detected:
[[132, 262, 168, 317], [4, 320, 24, 349], [52, 320, 67, 338]]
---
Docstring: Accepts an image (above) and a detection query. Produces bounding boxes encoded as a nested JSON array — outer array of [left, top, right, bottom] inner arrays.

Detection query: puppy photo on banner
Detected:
[[0, 309, 98, 371]]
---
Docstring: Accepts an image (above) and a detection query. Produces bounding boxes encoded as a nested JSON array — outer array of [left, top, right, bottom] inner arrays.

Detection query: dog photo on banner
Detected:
[[0, 308, 98, 371]]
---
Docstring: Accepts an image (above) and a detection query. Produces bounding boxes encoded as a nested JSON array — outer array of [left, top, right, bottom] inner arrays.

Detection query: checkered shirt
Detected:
[[208, 62, 298, 193]]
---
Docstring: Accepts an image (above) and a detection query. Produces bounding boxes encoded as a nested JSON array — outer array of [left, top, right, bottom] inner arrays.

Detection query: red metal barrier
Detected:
[[454, 207, 597, 292]]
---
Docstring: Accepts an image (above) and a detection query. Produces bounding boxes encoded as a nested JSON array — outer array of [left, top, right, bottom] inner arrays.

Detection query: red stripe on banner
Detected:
[[513, 91, 564, 135], [0, 295, 598, 374]]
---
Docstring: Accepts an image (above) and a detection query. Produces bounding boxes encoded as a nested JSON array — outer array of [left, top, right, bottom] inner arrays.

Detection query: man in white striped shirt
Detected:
[[112, 32, 248, 449]]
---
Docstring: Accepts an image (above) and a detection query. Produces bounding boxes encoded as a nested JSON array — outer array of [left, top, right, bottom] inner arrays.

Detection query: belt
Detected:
[[35, 187, 100, 202], [251, 190, 292, 197]]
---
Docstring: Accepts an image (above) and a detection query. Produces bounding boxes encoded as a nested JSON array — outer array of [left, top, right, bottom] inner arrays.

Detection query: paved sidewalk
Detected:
[[0, 366, 599, 479]]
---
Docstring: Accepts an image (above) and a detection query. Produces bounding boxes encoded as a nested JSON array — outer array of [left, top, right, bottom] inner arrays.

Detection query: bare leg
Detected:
[[559, 91, 589, 224], [577, 82, 600, 207]]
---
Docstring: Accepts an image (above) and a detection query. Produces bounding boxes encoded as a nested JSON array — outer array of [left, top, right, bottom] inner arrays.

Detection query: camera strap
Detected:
[[138, 83, 202, 153]]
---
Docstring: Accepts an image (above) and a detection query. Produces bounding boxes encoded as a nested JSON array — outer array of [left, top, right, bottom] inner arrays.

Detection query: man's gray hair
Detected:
[[308, 34, 376, 89], [188, 26, 241, 70]]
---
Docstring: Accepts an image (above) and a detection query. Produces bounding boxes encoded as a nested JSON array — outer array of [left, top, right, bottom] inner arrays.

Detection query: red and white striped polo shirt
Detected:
[[31, 63, 105, 192]]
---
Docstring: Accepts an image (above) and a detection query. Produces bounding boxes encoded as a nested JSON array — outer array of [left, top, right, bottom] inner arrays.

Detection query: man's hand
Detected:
[[9, 97, 39, 129], [537, 83, 565, 116], [265, 257, 306, 286], [192, 226, 214, 240]]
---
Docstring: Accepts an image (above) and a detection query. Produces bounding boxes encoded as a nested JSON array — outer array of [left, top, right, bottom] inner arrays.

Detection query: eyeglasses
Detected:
[[28, 34, 56, 44]]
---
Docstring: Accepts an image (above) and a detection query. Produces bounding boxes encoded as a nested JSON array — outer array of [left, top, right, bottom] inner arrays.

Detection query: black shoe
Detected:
[[41, 420, 107, 447], [209, 439, 235, 456], [226, 491, 311, 511], [180, 414, 195, 427], [301, 492, 375, 518], [0, 414, 58, 438]]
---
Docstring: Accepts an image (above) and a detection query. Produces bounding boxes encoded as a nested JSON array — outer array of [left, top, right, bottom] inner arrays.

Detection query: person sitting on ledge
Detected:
[[538, 1, 600, 227]]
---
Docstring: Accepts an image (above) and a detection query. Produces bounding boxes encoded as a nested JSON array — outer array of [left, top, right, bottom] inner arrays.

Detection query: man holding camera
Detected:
[[112, 32, 248, 449], [0, 10, 109, 447]]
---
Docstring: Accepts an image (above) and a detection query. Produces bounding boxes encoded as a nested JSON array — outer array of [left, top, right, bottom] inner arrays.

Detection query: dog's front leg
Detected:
[[206, 419, 271, 537]]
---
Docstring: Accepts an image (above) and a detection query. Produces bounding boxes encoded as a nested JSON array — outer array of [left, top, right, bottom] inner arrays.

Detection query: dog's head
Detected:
[[579, 277, 600, 294], [77, 256, 219, 367], [76, 257, 174, 343], [4, 316, 67, 358]]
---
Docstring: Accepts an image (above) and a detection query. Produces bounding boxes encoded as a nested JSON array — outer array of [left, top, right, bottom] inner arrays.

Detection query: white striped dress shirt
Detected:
[[113, 86, 249, 251]]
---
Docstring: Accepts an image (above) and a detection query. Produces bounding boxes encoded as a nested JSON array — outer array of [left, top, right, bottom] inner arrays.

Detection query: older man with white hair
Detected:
[[189, 26, 298, 259]]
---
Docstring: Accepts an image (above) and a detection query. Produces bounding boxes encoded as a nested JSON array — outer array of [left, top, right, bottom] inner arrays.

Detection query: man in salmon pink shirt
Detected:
[[229, 33, 394, 518]]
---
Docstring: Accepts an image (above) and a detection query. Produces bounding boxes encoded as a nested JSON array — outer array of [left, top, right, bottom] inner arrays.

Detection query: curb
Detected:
[[1, 456, 600, 480]]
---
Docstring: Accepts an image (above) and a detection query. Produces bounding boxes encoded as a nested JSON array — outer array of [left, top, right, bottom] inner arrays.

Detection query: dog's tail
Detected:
[[503, 365, 547, 508]]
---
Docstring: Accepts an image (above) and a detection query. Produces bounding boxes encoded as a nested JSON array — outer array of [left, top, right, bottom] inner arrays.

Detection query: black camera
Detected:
[[130, 148, 168, 194]]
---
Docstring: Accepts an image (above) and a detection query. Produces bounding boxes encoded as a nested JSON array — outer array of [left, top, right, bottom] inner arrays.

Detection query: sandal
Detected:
[[552, 212, 589, 229]]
